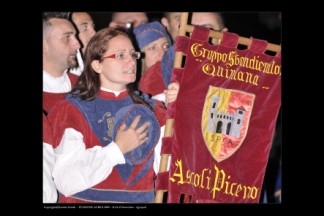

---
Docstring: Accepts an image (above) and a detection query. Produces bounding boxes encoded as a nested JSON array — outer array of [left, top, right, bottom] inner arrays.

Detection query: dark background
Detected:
[[88, 12, 281, 45]]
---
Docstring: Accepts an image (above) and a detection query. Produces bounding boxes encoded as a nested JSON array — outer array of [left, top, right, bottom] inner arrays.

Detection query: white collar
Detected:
[[43, 70, 71, 93], [100, 87, 127, 97]]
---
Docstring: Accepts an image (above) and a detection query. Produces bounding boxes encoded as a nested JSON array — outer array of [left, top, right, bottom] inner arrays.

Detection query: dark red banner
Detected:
[[167, 26, 281, 203]]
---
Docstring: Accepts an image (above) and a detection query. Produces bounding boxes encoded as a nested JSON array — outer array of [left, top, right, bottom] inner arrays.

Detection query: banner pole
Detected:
[[155, 12, 189, 203]]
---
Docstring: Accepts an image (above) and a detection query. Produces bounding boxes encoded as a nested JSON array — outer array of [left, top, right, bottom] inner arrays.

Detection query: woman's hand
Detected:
[[115, 115, 150, 154]]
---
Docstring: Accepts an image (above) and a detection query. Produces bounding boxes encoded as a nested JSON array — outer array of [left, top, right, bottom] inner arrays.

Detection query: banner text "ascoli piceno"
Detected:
[[169, 159, 259, 200]]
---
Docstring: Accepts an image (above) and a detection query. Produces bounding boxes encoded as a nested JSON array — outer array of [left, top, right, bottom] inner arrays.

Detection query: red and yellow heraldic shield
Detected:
[[166, 26, 281, 203], [202, 87, 255, 162]]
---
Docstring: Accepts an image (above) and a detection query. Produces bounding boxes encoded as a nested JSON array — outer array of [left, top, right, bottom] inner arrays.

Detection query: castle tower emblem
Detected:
[[202, 86, 255, 162]]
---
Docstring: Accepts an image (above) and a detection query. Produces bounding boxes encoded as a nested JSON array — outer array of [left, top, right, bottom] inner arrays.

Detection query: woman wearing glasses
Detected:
[[47, 28, 179, 203]]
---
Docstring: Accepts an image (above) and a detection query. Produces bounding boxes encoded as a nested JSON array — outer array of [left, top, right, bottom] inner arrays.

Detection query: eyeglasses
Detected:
[[102, 50, 141, 61]]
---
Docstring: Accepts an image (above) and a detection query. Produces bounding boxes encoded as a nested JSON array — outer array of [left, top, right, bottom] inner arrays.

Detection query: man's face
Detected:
[[191, 13, 224, 45], [162, 12, 223, 44], [191, 13, 222, 31], [163, 12, 181, 42], [43, 18, 80, 71], [72, 12, 96, 54]]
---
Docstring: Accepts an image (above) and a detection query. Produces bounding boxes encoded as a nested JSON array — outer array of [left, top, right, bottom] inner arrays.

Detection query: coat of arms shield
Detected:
[[202, 86, 255, 162]]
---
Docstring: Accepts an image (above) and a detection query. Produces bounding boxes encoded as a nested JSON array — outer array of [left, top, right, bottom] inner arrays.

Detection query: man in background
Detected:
[[71, 12, 96, 55], [161, 12, 227, 44], [43, 12, 80, 203], [109, 12, 148, 29], [69, 12, 96, 75]]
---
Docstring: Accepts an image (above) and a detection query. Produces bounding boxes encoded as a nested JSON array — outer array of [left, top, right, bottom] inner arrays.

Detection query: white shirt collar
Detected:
[[43, 70, 71, 93], [100, 87, 127, 97]]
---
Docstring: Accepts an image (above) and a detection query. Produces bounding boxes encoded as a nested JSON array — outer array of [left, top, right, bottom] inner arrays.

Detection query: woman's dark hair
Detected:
[[71, 27, 152, 109]]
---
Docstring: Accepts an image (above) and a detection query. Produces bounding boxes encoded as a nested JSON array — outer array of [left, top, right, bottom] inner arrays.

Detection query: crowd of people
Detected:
[[43, 12, 281, 204]]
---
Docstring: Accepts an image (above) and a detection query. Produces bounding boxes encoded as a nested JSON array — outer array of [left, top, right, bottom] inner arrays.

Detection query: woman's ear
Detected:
[[91, 60, 102, 74]]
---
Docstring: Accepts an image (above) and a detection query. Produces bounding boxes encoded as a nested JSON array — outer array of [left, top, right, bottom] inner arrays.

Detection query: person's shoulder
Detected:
[[47, 98, 85, 133], [49, 97, 78, 115]]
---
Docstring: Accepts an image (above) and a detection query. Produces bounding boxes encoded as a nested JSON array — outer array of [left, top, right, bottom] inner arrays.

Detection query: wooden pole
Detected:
[[154, 12, 189, 203]]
